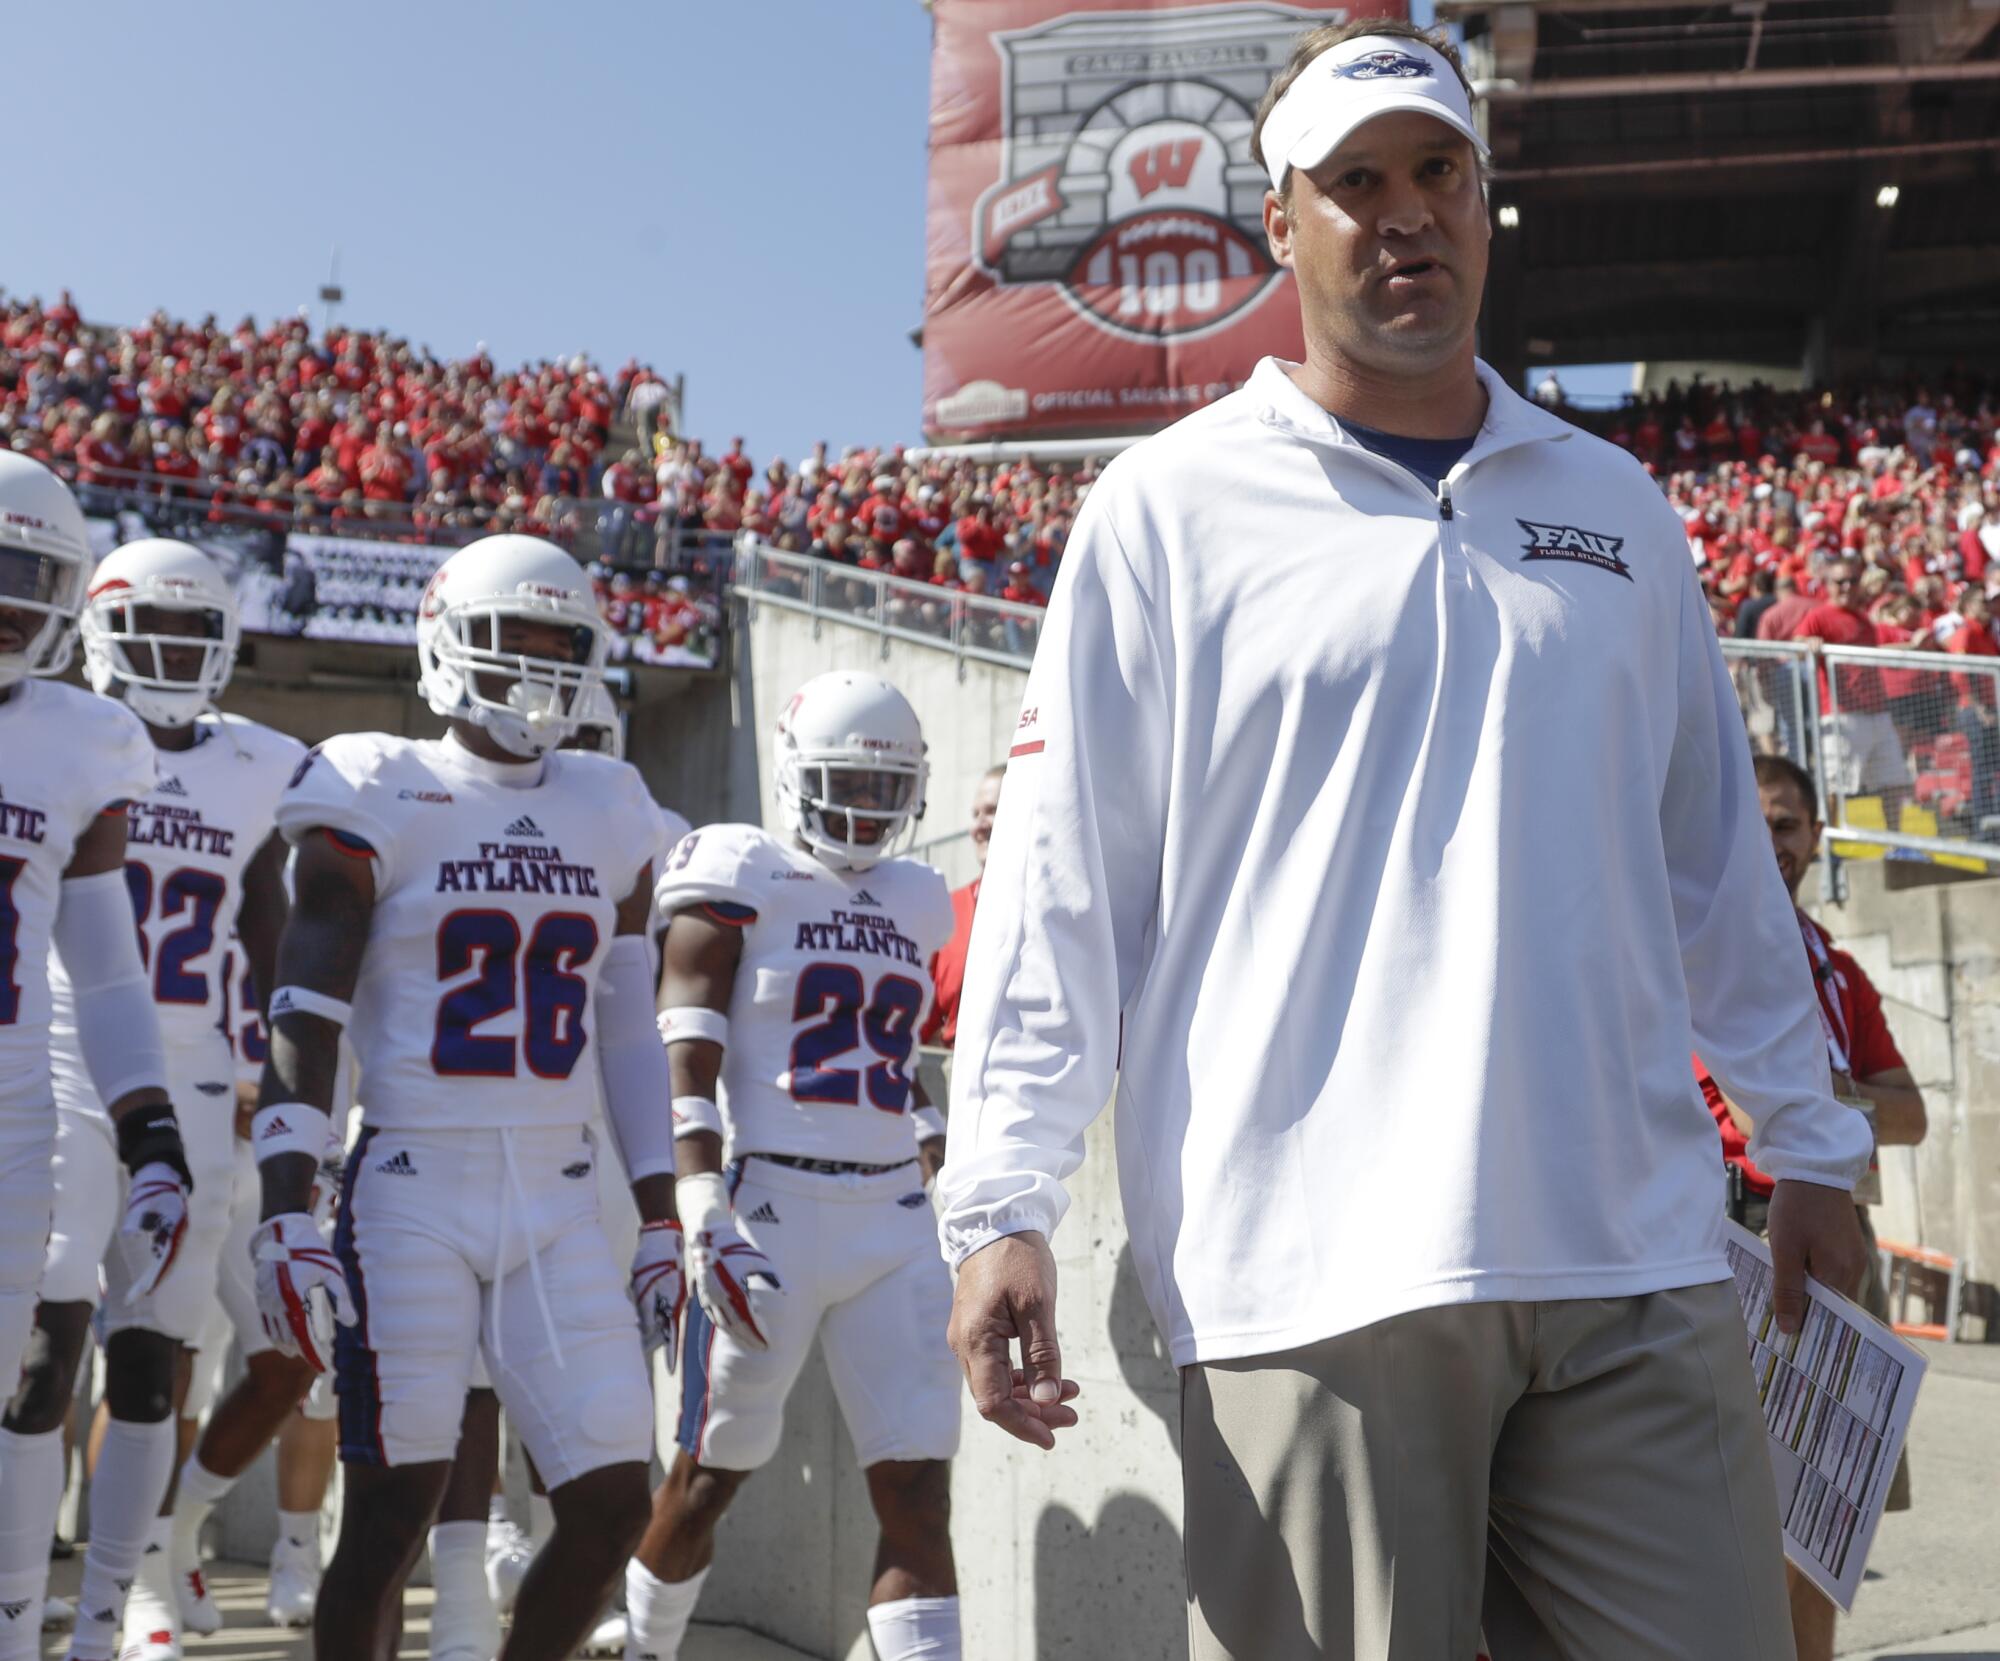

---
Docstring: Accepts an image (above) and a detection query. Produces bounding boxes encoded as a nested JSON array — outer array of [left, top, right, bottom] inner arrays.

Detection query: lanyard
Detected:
[[1797, 909, 1852, 1077]]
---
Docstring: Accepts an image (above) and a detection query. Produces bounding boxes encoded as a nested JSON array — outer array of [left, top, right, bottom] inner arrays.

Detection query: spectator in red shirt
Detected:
[[1695, 753, 1925, 1661], [952, 500, 1002, 564], [359, 421, 413, 514], [1793, 560, 1910, 802], [921, 764, 1005, 1048], [1944, 586, 2000, 829]]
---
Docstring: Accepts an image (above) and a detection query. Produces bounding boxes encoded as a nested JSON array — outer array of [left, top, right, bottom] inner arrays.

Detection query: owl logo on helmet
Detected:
[[1336, 50, 1433, 80], [0, 453, 93, 689], [80, 539, 240, 728], [413, 534, 609, 760], [774, 672, 928, 871]]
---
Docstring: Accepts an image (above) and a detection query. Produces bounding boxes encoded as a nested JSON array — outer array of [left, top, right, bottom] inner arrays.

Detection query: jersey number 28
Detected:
[[790, 964, 923, 1113]]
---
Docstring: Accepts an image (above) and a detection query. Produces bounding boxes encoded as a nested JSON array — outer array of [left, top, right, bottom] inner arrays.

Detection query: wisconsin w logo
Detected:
[[1127, 138, 1201, 201]]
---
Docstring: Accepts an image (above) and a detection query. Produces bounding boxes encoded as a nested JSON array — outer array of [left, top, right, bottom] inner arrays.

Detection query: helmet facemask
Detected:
[[422, 596, 609, 760], [782, 757, 925, 870], [0, 544, 86, 688], [82, 593, 237, 728]]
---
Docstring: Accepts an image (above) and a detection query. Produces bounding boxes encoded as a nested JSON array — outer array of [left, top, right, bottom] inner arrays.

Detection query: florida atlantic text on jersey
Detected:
[[273, 732, 660, 1130], [0, 680, 156, 1110], [653, 824, 954, 1165], [50, 714, 305, 1069]]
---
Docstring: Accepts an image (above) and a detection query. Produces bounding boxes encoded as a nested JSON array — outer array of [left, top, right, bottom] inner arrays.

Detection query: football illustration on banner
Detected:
[[926, 0, 1402, 442]]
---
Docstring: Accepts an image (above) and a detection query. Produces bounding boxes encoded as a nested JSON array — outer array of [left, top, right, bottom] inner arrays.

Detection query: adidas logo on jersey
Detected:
[[562, 1160, 592, 1180], [503, 814, 545, 838], [0, 1601, 26, 1621], [853, 888, 882, 905], [155, 775, 188, 796], [745, 1201, 781, 1226], [375, 1150, 418, 1176]]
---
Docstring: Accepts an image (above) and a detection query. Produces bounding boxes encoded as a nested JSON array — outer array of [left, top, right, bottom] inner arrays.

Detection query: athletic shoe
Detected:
[[171, 1559, 222, 1636], [483, 1516, 534, 1614], [42, 1594, 75, 1630], [578, 1611, 627, 1656], [265, 1537, 321, 1628], [110, 1577, 179, 1660]]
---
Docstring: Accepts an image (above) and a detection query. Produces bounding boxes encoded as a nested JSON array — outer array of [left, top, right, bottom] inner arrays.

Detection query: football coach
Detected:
[[936, 18, 1872, 1661]]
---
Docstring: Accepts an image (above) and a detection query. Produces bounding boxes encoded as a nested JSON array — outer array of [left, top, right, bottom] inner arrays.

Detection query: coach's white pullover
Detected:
[[937, 357, 1871, 1367]]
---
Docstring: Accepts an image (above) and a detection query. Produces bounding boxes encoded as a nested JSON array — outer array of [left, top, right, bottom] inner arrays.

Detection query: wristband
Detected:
[[252, 1101, 334, 1164], [675, 1170, 731, 1238], [116, 1101, 193, 1192], [671, 1095, 725, 1140], [268, 986, 353, 1028], [912, 1106, 947, 1142], [659, 1006, 728, 1047]]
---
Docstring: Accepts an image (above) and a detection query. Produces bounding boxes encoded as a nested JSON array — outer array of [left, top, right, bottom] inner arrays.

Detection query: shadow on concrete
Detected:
[[1034, 1495, 1186, 1660], [1108, 1241, 1180, 1453]]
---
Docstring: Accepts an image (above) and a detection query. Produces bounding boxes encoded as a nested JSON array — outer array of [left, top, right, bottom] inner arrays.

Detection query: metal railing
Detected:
[[732, 539, 1045, 670], [1720, 637, 2000, 867]]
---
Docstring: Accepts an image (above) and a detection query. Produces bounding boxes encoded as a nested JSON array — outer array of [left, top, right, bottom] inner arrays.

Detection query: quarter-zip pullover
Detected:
[[936, 357, 1871, 1367]]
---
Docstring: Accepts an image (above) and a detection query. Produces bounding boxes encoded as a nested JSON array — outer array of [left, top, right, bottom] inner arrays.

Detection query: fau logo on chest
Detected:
[[1517, 519, 1632, 582]]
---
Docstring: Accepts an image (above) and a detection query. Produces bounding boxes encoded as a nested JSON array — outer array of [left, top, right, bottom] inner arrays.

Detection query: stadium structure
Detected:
[[1443, 0, 2000, 386]]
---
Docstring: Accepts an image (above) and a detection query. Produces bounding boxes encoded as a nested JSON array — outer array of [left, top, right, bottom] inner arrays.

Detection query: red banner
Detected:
[[923, 0, 1405, 443]]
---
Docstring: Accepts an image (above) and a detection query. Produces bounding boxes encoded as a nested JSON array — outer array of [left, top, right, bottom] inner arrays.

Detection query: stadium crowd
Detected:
[[0, 287, 675, 543], [7, 288, 1998, 715]]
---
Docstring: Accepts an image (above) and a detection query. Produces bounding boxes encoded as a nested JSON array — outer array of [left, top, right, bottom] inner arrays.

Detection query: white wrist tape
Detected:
[[671, 1095, 725, 1140], [268, 986, 353, 1028], [252, 1102, 333, 1164], [659, 1006, 728, 1048], [676, 1170, 732, 1237], [912, 1106, 947, 1142], [54, 871, 167, 1104]]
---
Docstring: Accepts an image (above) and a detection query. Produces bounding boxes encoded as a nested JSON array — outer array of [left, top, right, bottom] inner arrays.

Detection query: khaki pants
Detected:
[[1183, 1283, 1794, 1661]]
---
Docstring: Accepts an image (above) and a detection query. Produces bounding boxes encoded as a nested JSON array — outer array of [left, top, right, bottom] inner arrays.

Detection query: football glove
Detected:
[[629, 1220, 687, 1361], [677, 1171, 782, 1350], [253, 1212, 355, 1371], [118, 1162, 191, 1302]]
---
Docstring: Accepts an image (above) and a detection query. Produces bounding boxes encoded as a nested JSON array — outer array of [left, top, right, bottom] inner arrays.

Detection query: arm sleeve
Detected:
[[934, 490, 1172, 1265], [595, 934, 675, 1183], [53, 871, 168, 1105], [1660, 556, 1872, 1189]]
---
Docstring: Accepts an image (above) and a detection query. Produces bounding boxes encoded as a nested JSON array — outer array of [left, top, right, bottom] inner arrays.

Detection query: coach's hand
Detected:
[[948, 1230, 1081, 1450], [1766, 1179, 1868, 1336]]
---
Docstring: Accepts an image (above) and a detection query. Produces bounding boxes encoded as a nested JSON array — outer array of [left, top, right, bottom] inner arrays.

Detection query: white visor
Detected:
[[1261, 36, 1487, 192]]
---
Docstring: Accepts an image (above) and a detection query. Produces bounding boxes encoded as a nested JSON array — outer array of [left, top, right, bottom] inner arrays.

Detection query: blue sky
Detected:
[[6, 1, 1623, 458]]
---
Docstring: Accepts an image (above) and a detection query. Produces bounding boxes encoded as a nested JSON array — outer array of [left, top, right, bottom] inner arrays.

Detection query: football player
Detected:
[[629, 671, 963, 1661], [0, 464, 191, 1661], [18, 537, 300, 1661], [144, 950, 338, 1650], [250, 533, 678, 1661]]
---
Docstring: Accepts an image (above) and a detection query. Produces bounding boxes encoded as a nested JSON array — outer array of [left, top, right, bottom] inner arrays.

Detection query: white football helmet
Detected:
[[566, 680, 625, 759], [80, 539, 240, 728], [774, 672, 928, 870], [0, 453, 92, 688], [416, 534, 609, 759]]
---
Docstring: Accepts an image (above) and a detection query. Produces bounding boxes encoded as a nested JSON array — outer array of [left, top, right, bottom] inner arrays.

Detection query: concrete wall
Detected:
[[697, 1058, 1188, 1661], [1821, 860, 2000, 1304]]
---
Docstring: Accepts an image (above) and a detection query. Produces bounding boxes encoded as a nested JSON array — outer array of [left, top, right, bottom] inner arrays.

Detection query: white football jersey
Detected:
[[274, 732, 660, 1132], [51, 714, 304, 1064], [654, 825, 953, 1165], [0, 680, 156, 1110]]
